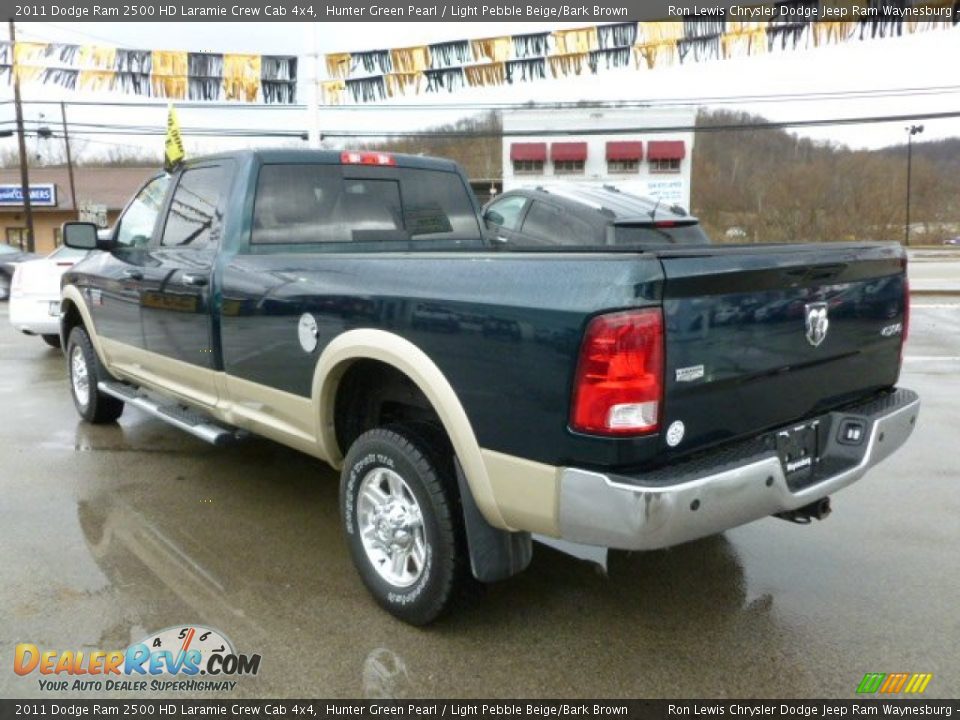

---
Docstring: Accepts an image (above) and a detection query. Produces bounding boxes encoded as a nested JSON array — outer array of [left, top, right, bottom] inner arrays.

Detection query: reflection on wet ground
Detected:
[[1, 305, 959, 698]]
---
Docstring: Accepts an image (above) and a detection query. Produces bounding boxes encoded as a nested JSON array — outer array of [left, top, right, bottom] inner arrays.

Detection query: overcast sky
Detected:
[[2, 21, 959, 162]]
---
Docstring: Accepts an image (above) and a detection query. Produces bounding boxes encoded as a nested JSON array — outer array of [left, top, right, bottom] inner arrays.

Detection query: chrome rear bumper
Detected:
[[558, 388, 920, 551]]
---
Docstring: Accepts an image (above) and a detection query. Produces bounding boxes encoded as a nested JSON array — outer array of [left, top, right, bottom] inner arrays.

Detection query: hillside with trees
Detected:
[[691, 109, 959, 244]]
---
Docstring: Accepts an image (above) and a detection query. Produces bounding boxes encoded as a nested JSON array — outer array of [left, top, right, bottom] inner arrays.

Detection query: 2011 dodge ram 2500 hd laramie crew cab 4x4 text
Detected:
[[59, 149, 919, 624]]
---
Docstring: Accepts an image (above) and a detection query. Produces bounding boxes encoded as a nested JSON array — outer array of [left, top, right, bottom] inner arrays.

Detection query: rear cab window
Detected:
[[250, 162, 482, 251]]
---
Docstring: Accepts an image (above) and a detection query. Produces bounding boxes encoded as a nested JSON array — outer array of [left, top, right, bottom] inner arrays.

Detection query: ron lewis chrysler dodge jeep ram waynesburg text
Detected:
[[58, 149, 919, 624]]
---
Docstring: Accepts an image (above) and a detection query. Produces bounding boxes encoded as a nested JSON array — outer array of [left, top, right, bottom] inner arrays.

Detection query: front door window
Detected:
[[115, 175, 172, 248]]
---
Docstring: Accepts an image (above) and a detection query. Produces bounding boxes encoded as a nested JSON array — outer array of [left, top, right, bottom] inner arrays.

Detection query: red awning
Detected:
[[551, 142, 588, 162], [647, 141, 686, 160], [510, 143, 547, 162], [606, 141, 643, 161]]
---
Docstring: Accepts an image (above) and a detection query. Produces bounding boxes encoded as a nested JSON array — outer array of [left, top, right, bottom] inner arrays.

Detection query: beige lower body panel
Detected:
[[100, 338, 325, 461], [97, 335, 562, 535], [101, 338, 219, 409], [220, 373, 320, 459], [480, 450, 561, 537]]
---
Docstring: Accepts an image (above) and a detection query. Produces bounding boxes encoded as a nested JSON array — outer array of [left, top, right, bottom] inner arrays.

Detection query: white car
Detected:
[[9, 246, 90, 348]]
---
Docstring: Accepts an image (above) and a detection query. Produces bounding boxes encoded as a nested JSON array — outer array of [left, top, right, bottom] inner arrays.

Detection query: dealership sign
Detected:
[[0, 183, 57, 207]]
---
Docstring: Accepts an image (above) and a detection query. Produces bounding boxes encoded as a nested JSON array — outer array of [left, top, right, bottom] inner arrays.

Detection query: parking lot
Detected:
[[1, 291, 958, 700]]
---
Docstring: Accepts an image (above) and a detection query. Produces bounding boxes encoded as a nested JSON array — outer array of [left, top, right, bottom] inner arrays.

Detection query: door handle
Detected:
[[181, 273, 209, 287], [122, 269, 143, 280], [493, 236, 510, 246]]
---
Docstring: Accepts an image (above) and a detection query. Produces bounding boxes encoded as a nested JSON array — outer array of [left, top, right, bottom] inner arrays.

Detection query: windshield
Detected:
[[0, 244, 19, 255]]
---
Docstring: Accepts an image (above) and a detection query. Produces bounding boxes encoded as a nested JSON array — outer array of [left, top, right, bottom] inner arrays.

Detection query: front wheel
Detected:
[[66, 326, 124, 423], [340, 426, 467, 625]]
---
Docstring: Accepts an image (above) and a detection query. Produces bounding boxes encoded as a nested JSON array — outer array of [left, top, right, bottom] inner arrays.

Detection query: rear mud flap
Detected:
[[455, 459, 533, 583]]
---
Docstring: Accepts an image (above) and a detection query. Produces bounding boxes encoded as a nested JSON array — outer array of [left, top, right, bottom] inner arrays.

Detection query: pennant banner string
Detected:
[[0, 39, 298, 104], [323, 10, 957, 104]]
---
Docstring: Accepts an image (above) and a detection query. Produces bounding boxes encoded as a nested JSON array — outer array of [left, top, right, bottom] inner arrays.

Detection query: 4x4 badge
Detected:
[[804, 302, 829, 347]]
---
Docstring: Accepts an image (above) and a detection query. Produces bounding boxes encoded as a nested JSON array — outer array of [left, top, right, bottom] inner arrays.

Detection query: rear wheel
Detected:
[[42, 334, 61, 349], [0, 272, 9, 301], [66, 326, 124, 424], [340, 425, 467, 625]]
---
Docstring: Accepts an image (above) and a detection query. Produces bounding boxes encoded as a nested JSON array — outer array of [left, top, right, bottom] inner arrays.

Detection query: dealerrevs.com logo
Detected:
[[14, 625, 261, 693]]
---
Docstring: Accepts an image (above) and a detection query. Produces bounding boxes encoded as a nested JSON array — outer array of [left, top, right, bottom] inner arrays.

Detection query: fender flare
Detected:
[[61, 286, 109, 367], [311, 328, 509, 531]]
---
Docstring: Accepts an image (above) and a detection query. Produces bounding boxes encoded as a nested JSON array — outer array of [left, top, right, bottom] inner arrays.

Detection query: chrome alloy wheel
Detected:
[[70, 344, 90, 409], [357, 467, 427, 588]]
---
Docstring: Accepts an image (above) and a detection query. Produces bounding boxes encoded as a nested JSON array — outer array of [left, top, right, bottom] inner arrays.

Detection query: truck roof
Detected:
[[184, 148, 461, 172]]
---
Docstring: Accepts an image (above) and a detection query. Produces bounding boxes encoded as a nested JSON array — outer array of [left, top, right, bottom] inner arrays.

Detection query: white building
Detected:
[[501, 106, 697, 210]]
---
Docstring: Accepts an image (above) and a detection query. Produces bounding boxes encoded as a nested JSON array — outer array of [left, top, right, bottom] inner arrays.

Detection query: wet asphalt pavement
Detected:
[[1, 300, 958, 700]]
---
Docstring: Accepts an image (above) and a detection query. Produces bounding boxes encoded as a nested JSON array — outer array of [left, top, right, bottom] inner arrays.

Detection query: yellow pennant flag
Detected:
[[164, 104, 185, 172]]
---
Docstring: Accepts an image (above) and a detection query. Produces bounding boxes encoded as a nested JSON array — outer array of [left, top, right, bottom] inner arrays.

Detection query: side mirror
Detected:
[[483, 210, 505, 227], [62, 222, 102, 250]]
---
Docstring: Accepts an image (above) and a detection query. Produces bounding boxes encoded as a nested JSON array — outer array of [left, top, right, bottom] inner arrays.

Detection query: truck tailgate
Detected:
[[658, 242, 907, 457]]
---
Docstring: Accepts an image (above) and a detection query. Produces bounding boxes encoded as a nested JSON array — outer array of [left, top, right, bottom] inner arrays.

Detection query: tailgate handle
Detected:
[[785, 263, 846, 283]]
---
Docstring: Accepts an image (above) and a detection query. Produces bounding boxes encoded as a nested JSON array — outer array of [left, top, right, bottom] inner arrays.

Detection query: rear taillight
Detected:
[[340, 151, 396, 166], [570, 308, 664, 436], [11, 266, 23, 295]]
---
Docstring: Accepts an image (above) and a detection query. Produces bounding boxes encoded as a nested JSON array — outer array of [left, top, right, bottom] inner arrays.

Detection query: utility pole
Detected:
[[303, 22, 322, 149], [905, 124, 924, 247], [60, 102, 78, 221], [9, 20, 35, 252]]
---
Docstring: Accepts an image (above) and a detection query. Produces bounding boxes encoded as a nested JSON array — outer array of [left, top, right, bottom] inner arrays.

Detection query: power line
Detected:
[[18, 107, 959, 139], [315, 109, 960, 138], [5, 104, 960, 141], [0, 78, 960, 112], [6, 84, 960, 112]]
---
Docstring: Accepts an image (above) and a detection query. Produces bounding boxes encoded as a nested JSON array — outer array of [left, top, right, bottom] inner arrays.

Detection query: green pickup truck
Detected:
[[60, 149, 919, 624]]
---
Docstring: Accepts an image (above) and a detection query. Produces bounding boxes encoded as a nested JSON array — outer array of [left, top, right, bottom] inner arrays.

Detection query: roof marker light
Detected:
[[340, 151, 396, 166]]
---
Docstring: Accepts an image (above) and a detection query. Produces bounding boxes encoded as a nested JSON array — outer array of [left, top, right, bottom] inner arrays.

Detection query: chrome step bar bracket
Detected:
[[98, 381, 246, 447]]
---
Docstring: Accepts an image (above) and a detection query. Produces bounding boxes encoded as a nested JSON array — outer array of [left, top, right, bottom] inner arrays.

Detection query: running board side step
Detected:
[[98, 381, 247, 447]]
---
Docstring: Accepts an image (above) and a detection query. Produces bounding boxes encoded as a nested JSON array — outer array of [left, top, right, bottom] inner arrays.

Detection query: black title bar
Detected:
[[5, 0, 952, 23], [2, 700, 959, 719]]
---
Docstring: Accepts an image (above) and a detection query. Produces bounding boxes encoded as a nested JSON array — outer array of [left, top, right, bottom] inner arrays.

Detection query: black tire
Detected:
[[66, 325, 124, 424], [0, 272, 9, 301], [42, 334, 61, 349], [340, 425, 467, 625]]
